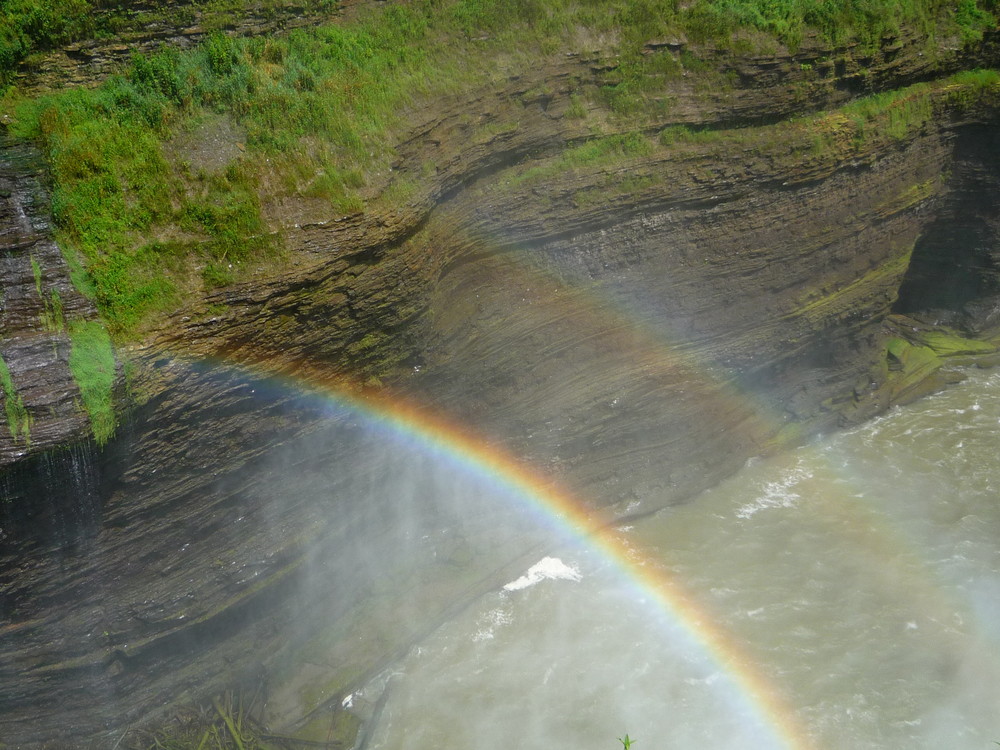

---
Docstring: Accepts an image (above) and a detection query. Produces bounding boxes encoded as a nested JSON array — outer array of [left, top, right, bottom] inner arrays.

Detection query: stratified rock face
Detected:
[[0, 140, 97, 463], [1, 21, 1000, 748], [0, 360, 552, 745]]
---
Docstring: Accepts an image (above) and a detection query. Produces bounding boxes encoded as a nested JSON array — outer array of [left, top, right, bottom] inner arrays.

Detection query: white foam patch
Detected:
[[736, 465, 812, 519], [503, 557, 582, 591], [472, 607, 513, 642]]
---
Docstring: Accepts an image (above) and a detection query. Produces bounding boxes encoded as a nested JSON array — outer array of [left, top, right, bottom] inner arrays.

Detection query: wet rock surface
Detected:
[[0, 140, 99, 464]]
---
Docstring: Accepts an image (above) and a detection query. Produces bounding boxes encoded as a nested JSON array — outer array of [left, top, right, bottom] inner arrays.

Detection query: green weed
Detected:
[[0, 353, 31, 443], [0, 357, 33, 443], [125, 690, 274, 750], [505, 132, 654, 188], [41, 288, 65, 332], [68, 319, 116, 444], [30, 256, 42, 297], [659, 124, 725, 146], [567, 93, 587, 119]]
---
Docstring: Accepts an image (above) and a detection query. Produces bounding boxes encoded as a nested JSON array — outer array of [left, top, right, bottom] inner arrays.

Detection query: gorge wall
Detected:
[[1, 7, 999, 746]]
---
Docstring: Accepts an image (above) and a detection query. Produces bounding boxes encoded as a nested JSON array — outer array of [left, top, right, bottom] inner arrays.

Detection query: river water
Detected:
[[358, 368, 1000, 750]]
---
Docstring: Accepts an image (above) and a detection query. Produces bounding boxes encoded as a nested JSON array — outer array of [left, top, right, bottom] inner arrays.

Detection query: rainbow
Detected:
[[192, 356, 819, 750]]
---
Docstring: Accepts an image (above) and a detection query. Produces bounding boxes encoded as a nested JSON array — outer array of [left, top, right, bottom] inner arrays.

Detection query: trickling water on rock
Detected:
[[359, 368, 1000, 750]]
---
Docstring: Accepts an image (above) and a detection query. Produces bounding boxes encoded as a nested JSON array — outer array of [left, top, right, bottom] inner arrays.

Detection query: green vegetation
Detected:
[[946, 67, 1000, 108], [803, 70, 1000, 154], [842, 86, 936, 143], [126, 691, 274, 749], [659, 124, 726, 146], [0, 0, 339, 87], [1, 0, 996, 338], [68, 319, 116, 444], [680, 0, 996, 48], [503, 132, 653, 188], [40, 288, 65, 332], [30, 255, 66, 330], [0, 0, 93, 85], [2, 0, 995, 93], [0, 353, 31, 443]]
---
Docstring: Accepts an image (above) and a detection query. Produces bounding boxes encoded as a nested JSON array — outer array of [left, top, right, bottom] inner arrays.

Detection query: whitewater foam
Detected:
[[735, 465, 812, 519], [503, 557, 582, 591]]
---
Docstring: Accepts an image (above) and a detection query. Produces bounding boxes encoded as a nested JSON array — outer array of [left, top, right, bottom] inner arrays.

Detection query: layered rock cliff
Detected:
[[1, 6, 999, 746]]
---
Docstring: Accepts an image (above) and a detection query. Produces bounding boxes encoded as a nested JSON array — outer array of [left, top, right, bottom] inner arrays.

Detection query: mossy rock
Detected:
[[885, 336, 945, 404], [887, 336, 940, 372], [915, 330, 996, 357]]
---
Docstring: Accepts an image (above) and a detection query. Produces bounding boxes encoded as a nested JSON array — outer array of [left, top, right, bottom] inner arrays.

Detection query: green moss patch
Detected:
[[885, 336, 944, 402], [68, 319, 116, 444], [916, 330, 997, 356], [0, 354, 31, 443]]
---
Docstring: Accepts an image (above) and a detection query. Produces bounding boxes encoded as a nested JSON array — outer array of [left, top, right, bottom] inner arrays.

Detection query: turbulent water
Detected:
[[357, 368, 1000, 750]]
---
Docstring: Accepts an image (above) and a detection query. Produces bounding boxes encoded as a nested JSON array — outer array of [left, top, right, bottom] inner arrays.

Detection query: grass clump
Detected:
[[946, 68, 1000, 108], [809, 70, 1000, 152], [125, 690, 275, 750], [68, 319, 116, 445], [504, 131, 654, 187], [0, 0, 340, 88], [0, 353, 31, 443], [842, 85, 936, 143], [659, 124, 725, 146], [40, 288, 65, 332]]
